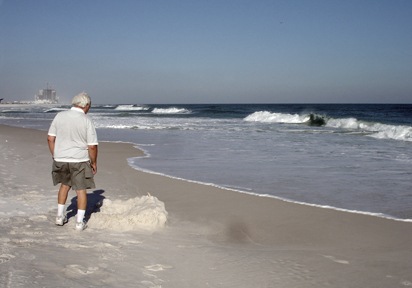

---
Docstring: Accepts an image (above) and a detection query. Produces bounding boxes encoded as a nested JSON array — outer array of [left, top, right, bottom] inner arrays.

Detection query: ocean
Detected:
[[1, 103, 411, 221]]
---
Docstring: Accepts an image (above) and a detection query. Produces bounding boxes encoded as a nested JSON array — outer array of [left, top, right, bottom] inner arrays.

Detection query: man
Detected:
[[47, 92, 98, 231]]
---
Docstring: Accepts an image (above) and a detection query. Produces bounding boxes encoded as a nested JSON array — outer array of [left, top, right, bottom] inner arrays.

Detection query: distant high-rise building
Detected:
[[35, 83, 58, 103]]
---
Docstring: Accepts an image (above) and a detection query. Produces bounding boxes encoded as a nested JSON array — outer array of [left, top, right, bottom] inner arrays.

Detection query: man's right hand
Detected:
[[91, 162, 97, 175]]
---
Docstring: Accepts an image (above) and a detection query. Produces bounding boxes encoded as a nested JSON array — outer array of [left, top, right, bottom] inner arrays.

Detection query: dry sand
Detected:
[[1, 124, 412, 287]]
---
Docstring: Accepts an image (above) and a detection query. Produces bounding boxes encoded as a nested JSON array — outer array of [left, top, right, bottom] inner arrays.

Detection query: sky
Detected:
[[0, 0, 411, 104]]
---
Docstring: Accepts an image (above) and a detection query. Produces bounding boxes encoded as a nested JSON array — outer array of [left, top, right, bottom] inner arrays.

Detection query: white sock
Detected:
[[77, 209, 86, 223], [57, 204, 65, 217]]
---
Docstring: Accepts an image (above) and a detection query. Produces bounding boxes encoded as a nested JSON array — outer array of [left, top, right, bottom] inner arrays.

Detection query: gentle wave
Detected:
[[114, 105, 149, 111], [44, 108, 69, 113], [152, 107, 191, 114], [0, 110, 29, 113], [96, 124, 171, 130]]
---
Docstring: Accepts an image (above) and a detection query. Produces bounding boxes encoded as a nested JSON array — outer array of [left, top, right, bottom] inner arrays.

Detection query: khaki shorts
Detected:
[[52, 160, 96, 191]]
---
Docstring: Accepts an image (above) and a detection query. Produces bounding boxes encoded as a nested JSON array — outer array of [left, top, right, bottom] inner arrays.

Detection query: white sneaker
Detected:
[[75, 221, 87, 231], [55, 215, 67, 226]]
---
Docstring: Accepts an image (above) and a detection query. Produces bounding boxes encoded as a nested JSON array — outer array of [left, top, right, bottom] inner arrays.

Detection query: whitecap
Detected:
[[152, 107, 191, 114], [244, 111, 309, 123], [114, 105, 149, 111]]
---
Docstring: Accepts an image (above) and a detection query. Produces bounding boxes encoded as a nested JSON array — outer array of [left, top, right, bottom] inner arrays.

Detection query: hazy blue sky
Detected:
[[1, 0, 411, 104]]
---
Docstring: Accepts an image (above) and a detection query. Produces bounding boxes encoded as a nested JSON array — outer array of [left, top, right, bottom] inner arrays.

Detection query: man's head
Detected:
[[72, 92, 91, 108], [72, 93, 91, 113]]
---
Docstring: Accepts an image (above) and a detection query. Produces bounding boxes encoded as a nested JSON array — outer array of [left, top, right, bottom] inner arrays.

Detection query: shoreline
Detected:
[[1, 123, 412, 287], [98, 136, 411, 222], [127, 155, 412, 223]]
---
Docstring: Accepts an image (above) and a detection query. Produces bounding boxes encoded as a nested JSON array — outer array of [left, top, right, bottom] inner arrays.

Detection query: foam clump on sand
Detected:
[[88, 195, 168, 231]]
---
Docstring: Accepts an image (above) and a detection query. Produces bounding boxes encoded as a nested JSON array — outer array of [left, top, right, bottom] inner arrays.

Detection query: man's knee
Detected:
[[76, 189, 87, 196]]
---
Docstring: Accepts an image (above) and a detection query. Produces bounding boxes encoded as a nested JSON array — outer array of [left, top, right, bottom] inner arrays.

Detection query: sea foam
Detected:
[[88, 195, 168, 231]]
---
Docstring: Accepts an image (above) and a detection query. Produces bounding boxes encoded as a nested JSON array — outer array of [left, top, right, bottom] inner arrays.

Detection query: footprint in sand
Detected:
[[29, 215, 48, 222], [321, 255, 349, 264], [63, 264, 101, 279], [145, 264, 174, 271], [140, 280, 162, 288], [0, 254, 15, 264]]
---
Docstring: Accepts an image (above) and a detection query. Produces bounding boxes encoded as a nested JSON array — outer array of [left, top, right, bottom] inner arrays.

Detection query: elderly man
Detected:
[[47, 92, 98, 231]]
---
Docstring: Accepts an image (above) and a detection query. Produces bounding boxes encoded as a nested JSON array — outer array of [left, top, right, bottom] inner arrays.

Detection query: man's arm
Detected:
[[88, 145, 98, 174], [47, 135, 56, 157]]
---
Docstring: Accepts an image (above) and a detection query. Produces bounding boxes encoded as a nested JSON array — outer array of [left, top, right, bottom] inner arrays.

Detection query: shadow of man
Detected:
[[66, 189, 105, 223]]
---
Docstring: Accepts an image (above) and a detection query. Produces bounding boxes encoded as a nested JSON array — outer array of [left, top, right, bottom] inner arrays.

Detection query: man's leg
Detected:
[[58, 184, 71, 205], [76, 189, 87, 224], [56, 184, 71, 225]]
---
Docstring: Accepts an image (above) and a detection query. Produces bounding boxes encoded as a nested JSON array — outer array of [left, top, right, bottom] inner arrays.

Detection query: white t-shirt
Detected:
[[48, 107, 98, 162]]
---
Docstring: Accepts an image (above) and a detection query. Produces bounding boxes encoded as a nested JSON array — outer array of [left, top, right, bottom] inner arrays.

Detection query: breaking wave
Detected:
[[152, 107, 191, 114], [244, 111, 412, 142], [244, 111, 310, 123], [114, 105, 149, 111], [326, 118, 412, 141]]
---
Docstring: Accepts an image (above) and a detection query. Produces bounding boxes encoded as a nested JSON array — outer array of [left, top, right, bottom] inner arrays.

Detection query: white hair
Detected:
[[72, 92, 91, 108]]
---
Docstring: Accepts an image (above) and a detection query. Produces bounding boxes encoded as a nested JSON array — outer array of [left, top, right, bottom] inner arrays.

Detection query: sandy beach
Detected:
[[1, 123, 412, 287]]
